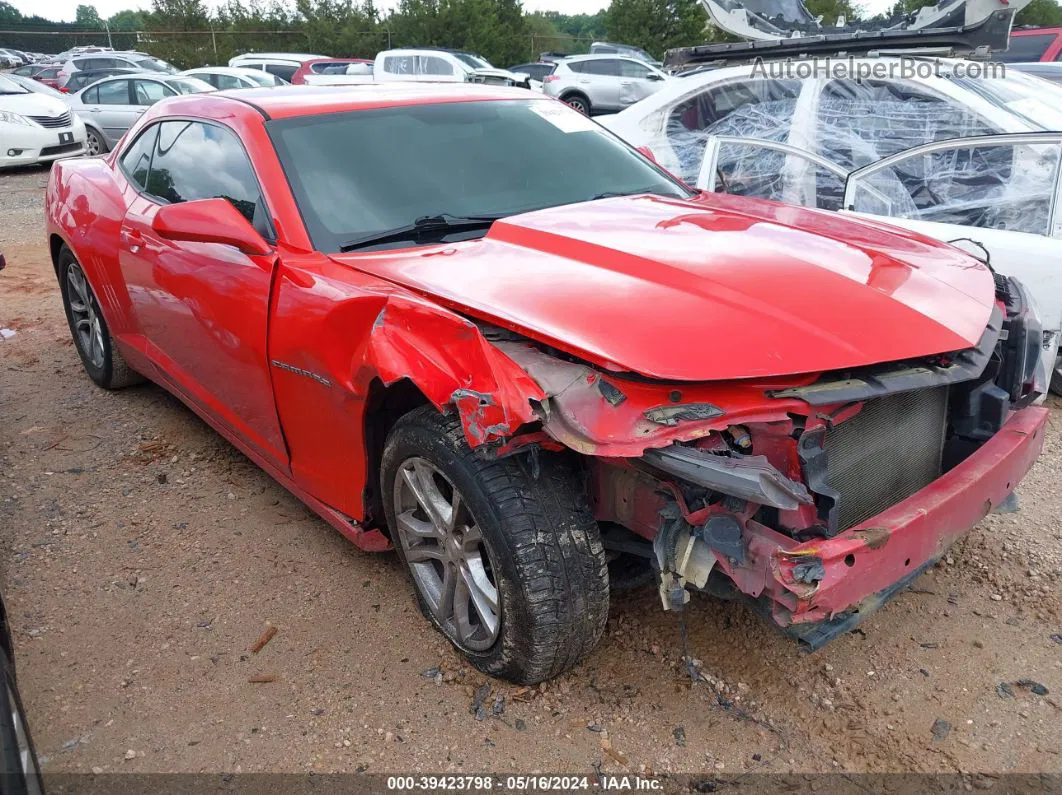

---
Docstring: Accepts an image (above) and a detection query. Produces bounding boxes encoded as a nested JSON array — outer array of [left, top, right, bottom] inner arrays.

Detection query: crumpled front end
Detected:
[[479, 275, 1049, 646]]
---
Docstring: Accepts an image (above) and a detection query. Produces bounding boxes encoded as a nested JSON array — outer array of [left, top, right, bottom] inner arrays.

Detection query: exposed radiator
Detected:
[[823, 387, 949, 533]]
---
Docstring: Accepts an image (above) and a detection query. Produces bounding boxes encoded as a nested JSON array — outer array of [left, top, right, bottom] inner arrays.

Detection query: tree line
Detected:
[[1, 0, 1060, 69]]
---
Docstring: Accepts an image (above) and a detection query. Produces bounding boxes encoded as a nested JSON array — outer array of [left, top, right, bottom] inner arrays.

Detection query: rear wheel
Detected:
[[382, 407, 609, 684], [563, 93, 591, 115], [58, 245, 143, 389], [84, 128, 107, 156]]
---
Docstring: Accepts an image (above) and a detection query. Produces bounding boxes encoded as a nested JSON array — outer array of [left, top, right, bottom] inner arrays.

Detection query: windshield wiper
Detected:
[[339, 213, 507, 253], [586, 187, 680, 202]]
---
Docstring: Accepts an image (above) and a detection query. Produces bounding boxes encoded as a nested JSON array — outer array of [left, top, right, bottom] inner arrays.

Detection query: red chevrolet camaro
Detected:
[[46, 84, 1049, 683]]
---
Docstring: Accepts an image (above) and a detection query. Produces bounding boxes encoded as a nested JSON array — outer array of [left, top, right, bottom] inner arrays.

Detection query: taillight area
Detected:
[[543, 75, 559, 83]]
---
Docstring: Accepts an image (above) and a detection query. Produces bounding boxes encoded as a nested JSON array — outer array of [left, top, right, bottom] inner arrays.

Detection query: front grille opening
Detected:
[[822, 387, 949, 533]]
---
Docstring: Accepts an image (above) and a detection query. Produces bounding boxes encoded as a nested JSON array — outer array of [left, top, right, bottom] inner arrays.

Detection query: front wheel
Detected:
[[382, 408, 609, 684]]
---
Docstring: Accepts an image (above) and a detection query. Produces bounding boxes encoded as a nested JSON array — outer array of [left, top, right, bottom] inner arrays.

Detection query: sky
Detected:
[[11, 0, 894, 24]]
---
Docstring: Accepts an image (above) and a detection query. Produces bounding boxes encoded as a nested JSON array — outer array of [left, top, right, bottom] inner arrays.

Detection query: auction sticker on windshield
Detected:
[[530, 102, 597, 133]]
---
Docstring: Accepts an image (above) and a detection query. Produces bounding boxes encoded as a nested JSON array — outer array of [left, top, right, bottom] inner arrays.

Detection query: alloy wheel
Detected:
[[85, 131, 102, 157], [392, 457, 500, 652], [66, 261, 105, 369], [565, 97, 589, 115]]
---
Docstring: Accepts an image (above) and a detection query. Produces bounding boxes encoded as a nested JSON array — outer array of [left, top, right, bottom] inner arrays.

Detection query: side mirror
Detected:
[[152, 198, 272, 256], [636, 145, 658, 164]]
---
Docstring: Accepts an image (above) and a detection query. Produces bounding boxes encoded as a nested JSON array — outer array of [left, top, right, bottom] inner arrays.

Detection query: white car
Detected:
[[373, 49, 532, 88], [227, 52, 325, 83], [542, 54, 669, 115], [0, 73, 86, 169], [180, 66, 287, 90], [602, 58, 1062, 391]]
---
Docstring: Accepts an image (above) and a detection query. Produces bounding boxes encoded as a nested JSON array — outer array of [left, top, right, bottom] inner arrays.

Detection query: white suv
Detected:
[[228, 53, 325, 83], [542, 55, 668, 116]]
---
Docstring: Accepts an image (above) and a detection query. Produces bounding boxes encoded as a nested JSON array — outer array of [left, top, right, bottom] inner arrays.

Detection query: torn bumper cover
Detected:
[[760, 405, 1047, 648]]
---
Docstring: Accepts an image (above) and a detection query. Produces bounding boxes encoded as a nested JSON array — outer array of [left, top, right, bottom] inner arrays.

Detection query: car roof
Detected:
[[561, 53, 651, 62], [159, 83, 542, 120], [184, 66, 270, 75], [231, 52, 324, 61]]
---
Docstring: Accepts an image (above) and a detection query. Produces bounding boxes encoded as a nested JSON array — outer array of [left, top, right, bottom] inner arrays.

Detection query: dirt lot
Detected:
[[1, 165, 1060, 781]]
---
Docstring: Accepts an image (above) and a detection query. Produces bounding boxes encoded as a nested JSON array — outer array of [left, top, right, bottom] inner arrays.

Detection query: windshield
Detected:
[[7, 73, 63, 97], [454, 52, 491, 69], [953, 72, 1062, 130], [166, 77, 213, 94], [134, 57, 173, 73], [269, 99, 692, 253], [0, 74, 29, 94], [245, 71, 283, 86]]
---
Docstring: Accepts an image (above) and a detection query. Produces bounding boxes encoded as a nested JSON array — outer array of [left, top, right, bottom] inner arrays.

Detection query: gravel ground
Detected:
[[1, 165, 1060, 781]]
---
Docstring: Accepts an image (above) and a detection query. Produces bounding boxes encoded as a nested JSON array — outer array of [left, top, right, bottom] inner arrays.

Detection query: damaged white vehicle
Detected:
[[604, 1, 1062, 392]]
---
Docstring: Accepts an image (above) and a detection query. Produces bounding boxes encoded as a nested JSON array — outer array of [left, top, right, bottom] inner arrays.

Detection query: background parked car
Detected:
[[59, 51, 176, 89], [0, 72, 86, 169], [998, 26, 1062, 61], [181, 66, 287, 89], [542, 54, 669, 115], [291, 57, 373, 85], [227, 52, 326, 83], [30, 65, 63, 90], [69, 73, 213, 155], [0, 48, 25, 68], [507, 61, 555, 82], [10, 63, 44, 78], [63, 67, 141, 95]]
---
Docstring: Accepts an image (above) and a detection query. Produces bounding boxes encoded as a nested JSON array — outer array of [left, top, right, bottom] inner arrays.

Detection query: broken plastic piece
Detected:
[[644, 445, 813, 509]]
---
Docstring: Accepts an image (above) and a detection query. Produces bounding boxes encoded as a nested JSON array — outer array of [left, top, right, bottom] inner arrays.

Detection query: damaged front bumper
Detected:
[[755, 405, 1047, 648]]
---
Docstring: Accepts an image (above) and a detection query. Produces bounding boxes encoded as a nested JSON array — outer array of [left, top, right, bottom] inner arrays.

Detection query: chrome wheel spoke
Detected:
[[397, 508, 440, 541], [402, 460, 451, 532], [435, 562, 456, 622], [461, 554, 499, 635]]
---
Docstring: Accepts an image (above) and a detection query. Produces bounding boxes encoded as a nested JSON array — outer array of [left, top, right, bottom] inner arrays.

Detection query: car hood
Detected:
[[0, 91, 68, 117], [334, 193, 995, 382], [471, 67, 529, 84]]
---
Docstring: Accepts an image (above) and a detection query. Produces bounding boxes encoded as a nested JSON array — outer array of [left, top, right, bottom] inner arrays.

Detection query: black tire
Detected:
[[84, 127, 108, 156], [1051, 366, 1062, 397], [562, 93, 591, 115], [58, 245, 143, 390], [381, 407, 609, 684]]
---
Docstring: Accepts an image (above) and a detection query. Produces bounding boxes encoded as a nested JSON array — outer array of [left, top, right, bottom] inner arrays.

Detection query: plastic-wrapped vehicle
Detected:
[[45, 84, 1050, 683], [603, 59, 1062, 393]]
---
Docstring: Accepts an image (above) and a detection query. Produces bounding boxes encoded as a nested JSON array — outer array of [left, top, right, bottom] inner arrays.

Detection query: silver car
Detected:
[[59, 51, 176, 89], [542, 54, 668, 116], [68, 73, 213, 155]]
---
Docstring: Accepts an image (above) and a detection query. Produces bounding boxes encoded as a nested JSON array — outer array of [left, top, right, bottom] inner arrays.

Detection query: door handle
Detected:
[[88, 107, 101, 112], [120, 228, 143, 253]]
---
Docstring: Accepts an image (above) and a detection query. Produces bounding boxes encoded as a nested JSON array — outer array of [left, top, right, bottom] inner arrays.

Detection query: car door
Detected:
[[585, 59, 623, 110], [116, 119, 288, 466], [82, 80, 141, 146], [617, 59, 663, 107], [843, 132, 1062, 237]]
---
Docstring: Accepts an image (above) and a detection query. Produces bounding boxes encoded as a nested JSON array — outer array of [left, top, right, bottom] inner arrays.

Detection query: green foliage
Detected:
[[1016, 0, 1062, 27], [75, 4, 103, 28], [605, 0, 708, 59]]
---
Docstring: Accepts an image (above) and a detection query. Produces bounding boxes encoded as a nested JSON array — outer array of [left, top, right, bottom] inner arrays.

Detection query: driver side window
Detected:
[[138, 120, 275, 240]]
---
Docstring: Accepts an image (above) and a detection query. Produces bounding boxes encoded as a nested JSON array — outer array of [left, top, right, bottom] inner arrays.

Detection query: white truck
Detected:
[[305, 48, 531, 89]]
